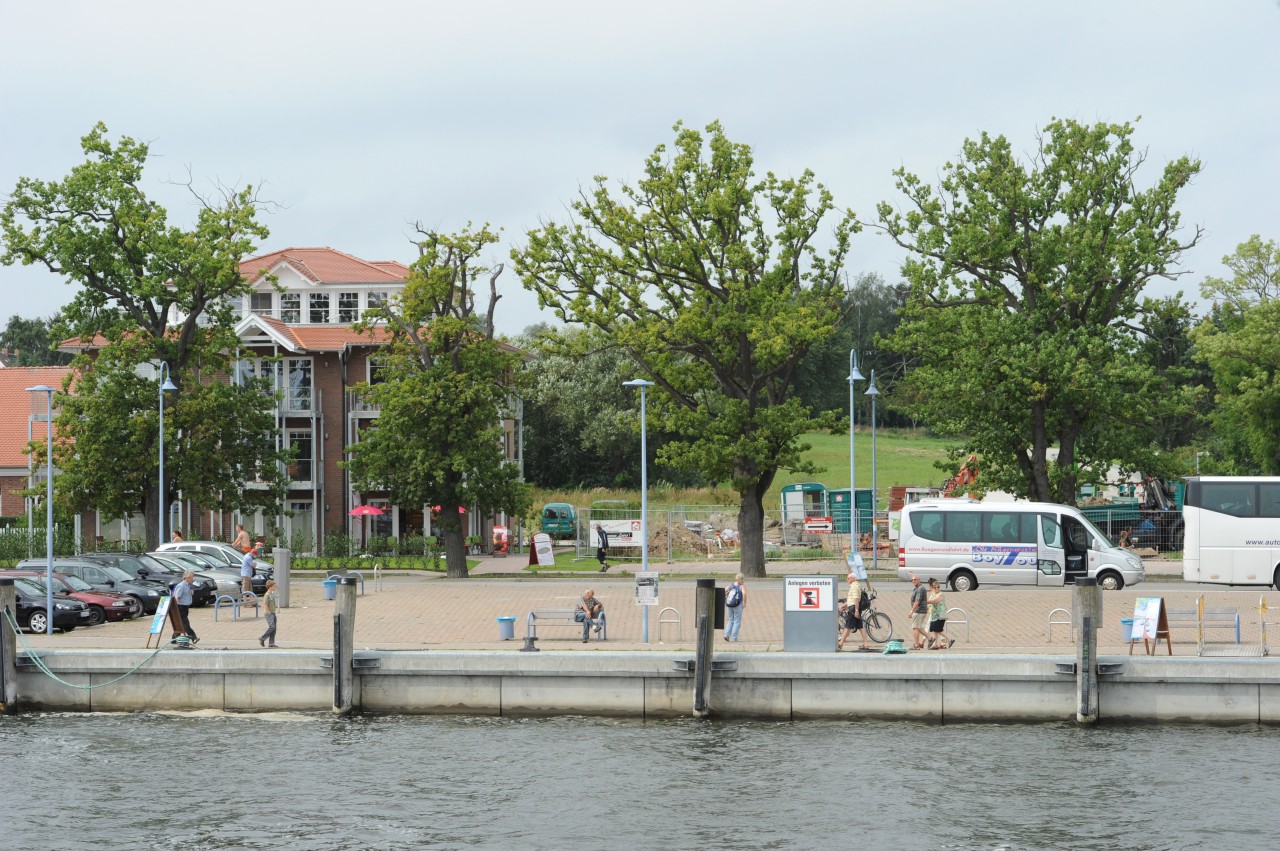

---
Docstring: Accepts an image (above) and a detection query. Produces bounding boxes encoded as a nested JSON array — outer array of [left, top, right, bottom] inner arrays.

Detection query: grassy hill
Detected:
[[533, 427, 957, 511]]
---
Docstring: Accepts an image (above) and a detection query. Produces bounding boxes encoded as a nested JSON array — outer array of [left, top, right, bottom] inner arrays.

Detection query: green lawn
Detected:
[[534, 427, 958, 511]]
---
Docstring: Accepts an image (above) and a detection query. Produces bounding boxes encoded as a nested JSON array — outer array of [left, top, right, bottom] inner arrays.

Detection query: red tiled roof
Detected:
[[241, 248, 410, 286], [289, 326, 390, 350], [0, 367, 74, 468]]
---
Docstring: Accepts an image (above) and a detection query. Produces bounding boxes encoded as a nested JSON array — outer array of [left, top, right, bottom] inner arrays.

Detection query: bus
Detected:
[[1182, 476, 1280, 589], [898, 498, 1146, 591]]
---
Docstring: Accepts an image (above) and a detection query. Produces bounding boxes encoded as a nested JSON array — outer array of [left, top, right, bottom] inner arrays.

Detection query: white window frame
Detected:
[[309, 292, 330, 324]]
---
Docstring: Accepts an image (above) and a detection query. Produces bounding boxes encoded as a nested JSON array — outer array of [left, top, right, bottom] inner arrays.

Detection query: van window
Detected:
[[1040, 514, 1062, 548], [943, 513, 981, 543], [982, 512, 1033, 543], [910, 511, 944, 540]]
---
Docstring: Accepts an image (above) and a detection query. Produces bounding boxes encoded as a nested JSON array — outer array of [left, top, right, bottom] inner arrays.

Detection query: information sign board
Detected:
[[635, 571, 659, 606]]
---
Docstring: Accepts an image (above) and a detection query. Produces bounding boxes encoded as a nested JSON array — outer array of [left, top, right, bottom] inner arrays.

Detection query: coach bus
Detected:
[[1182, 476, 1280, 590]]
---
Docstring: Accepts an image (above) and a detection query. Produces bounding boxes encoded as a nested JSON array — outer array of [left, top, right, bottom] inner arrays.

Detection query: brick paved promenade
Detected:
[[15, 552, 1278, 657]]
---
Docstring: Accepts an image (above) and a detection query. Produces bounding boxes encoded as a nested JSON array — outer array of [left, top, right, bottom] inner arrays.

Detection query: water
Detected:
[[2, 712, 1278, 850]]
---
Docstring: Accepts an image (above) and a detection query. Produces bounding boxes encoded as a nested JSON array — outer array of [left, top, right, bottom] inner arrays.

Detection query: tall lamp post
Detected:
[[157, 362, 178, 547], [848, 350, 864, 547], [865, 370, 880, 575], [623, 378, 655, 643], [26, 384, 55, 635]]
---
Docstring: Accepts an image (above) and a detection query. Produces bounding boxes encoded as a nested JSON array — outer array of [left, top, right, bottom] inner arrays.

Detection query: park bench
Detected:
[[1166, 607, 1241, 644], [524, 608, 607, 643]]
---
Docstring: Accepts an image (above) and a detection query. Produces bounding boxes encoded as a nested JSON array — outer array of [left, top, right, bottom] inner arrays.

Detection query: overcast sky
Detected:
[[3, 0, 1277, 337]]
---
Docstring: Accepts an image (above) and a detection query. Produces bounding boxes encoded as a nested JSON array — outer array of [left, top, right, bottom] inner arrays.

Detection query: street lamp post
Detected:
[[848, 349, 865, 547], [157, 362, 178, 547], [865, 370, 880, 575], [26, 384, 55, 635], [623, 378, 655, 643]]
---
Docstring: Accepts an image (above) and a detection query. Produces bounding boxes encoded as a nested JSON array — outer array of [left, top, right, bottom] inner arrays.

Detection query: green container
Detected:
[[828, 488, 874, 534]]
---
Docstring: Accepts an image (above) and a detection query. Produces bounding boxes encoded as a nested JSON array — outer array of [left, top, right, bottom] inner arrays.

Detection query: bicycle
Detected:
[[837, 587, 894, 645]]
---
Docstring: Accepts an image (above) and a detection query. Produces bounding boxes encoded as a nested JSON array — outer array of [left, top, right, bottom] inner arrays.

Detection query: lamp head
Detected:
[[622, 379, 655, 389], [161, 378, 178, 392]]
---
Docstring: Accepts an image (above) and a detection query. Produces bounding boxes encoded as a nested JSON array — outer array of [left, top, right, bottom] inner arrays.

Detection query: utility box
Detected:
[[782, 574, 838, 652]]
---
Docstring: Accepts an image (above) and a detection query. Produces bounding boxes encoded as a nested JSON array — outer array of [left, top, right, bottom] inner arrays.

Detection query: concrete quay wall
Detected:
[[15, 650, 1280, 723]]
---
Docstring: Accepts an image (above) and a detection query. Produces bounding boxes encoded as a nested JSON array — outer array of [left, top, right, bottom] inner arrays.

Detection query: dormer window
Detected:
[[309, 293, 330, 324], [250, 292, 273, 316]]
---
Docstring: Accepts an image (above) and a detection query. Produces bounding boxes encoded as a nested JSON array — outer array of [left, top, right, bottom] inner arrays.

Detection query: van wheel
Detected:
[[950, 570, 977, 592], [1098, 571, 1124, 591]]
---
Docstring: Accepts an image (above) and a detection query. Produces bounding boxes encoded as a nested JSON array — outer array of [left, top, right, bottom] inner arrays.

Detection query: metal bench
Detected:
[[1166, 607, 1240, 643], [213, 592, 259, 622], [522, 608, 607, 648]]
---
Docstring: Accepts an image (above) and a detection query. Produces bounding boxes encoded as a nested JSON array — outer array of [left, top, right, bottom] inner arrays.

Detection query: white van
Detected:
[[897, 498, 1145, 591]]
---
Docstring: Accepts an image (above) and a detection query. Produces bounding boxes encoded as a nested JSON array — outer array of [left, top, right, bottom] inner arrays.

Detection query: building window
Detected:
[[368, 291, 388, 311], [368, 356, 388, 386], [281, 293, 301, 323], [286, 358, 312, 411], [309, 293, 330, 323], [250, 292, 273, 317], [288, 430, 313, 482], [338, 292, 359, 323]]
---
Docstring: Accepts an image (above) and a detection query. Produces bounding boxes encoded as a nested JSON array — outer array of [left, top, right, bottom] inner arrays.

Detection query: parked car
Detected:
[[147, 551, 243, 598], [156, 541, 273, 578], [9, 576, 91, 633], [80, 552, 216, 606], [0, 570, 142, 624], [16, 558, 168, 614]]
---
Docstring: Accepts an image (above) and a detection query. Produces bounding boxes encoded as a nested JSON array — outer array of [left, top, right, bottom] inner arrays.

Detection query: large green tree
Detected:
[[0, 314, 73, 365], [1192, 235, 1280, 473], [514, 121, 856, 576], [876, 118, 1203, 501], [0, 123, 289, 546], [346, 224, 531, 577]]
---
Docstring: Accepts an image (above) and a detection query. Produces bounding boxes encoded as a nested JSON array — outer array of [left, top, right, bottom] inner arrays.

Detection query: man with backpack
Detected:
[[724, 573, 746, 641]]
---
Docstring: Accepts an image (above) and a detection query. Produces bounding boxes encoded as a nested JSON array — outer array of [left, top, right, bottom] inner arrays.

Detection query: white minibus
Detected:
[[1182, 476, 1280, 590], [897, 498, 1146, 591]]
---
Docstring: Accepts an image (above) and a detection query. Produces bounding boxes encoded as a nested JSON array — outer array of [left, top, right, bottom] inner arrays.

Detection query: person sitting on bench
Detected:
[[576, 588, 605, 643]]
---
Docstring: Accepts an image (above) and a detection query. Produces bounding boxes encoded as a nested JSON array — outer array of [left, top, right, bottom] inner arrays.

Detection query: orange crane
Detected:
[[943, 454, 979, 497]]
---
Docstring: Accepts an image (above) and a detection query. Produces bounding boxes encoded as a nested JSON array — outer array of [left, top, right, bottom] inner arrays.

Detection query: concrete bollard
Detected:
[[1074, 577, 1100, 724], [693, 578, 714, 718], [1, 579, 16, 714], [274, 547, 292, 608], [332, 576, 358, 716]]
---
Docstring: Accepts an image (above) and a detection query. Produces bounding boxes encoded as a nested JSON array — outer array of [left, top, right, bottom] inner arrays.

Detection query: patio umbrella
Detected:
[[349, 505, 385, 549]]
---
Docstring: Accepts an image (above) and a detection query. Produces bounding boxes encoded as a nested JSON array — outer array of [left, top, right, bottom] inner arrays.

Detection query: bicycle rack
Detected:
[[657, 606, 682, 643], [328, 570, 365, 595], [945, 606, 970, 642], [373, 562, 383, 592], [1047, 607, 1074, 643]]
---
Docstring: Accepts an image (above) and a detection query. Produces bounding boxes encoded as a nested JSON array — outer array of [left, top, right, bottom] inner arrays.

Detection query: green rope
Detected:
[[2, 606, 171, 690]]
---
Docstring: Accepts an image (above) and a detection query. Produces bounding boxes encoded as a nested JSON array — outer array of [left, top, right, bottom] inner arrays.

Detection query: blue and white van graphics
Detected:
[[897, 499, 1146, 591]]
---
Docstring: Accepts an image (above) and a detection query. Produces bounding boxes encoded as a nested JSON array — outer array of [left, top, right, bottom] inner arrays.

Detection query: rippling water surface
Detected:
[[2, 712, 1277, 850]]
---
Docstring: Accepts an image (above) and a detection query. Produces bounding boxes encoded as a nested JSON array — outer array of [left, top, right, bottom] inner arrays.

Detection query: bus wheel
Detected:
[[950, 570, 977, 592], [1273, 566, 1280, 593], [1098, 571, 1124, 591]]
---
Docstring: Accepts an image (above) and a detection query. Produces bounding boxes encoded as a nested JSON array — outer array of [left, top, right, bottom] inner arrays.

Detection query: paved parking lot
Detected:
[[14, 556, 1278, 656]]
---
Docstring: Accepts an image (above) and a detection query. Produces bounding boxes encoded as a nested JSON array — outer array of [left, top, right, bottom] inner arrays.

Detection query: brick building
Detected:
[[56, 247, 524, 551], [0, 366, 73, 523]]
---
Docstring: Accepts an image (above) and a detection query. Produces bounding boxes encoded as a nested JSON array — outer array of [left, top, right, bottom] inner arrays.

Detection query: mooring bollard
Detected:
[[1, 579, 17, 714], [693, 578, 714, 718], [1074, 577, 1100, 724], [333, 576, 358, 716]]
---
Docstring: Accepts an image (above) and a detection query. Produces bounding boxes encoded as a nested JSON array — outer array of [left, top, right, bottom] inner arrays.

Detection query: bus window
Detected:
[[1260, 484, 1280, 518], [1202, 482, 1256, 517]]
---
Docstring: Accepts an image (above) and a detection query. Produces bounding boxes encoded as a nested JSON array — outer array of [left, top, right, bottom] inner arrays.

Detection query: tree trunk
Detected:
[[442, 522, 469, 578], [737, 482, 767, 578], [145, 483, 161, 551]]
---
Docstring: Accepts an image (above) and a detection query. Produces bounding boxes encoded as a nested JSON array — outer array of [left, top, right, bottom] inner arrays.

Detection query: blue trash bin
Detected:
[[1120, 617, 1134, 642], [497, 615, 516, 640], [322, 578, 338, 600]]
